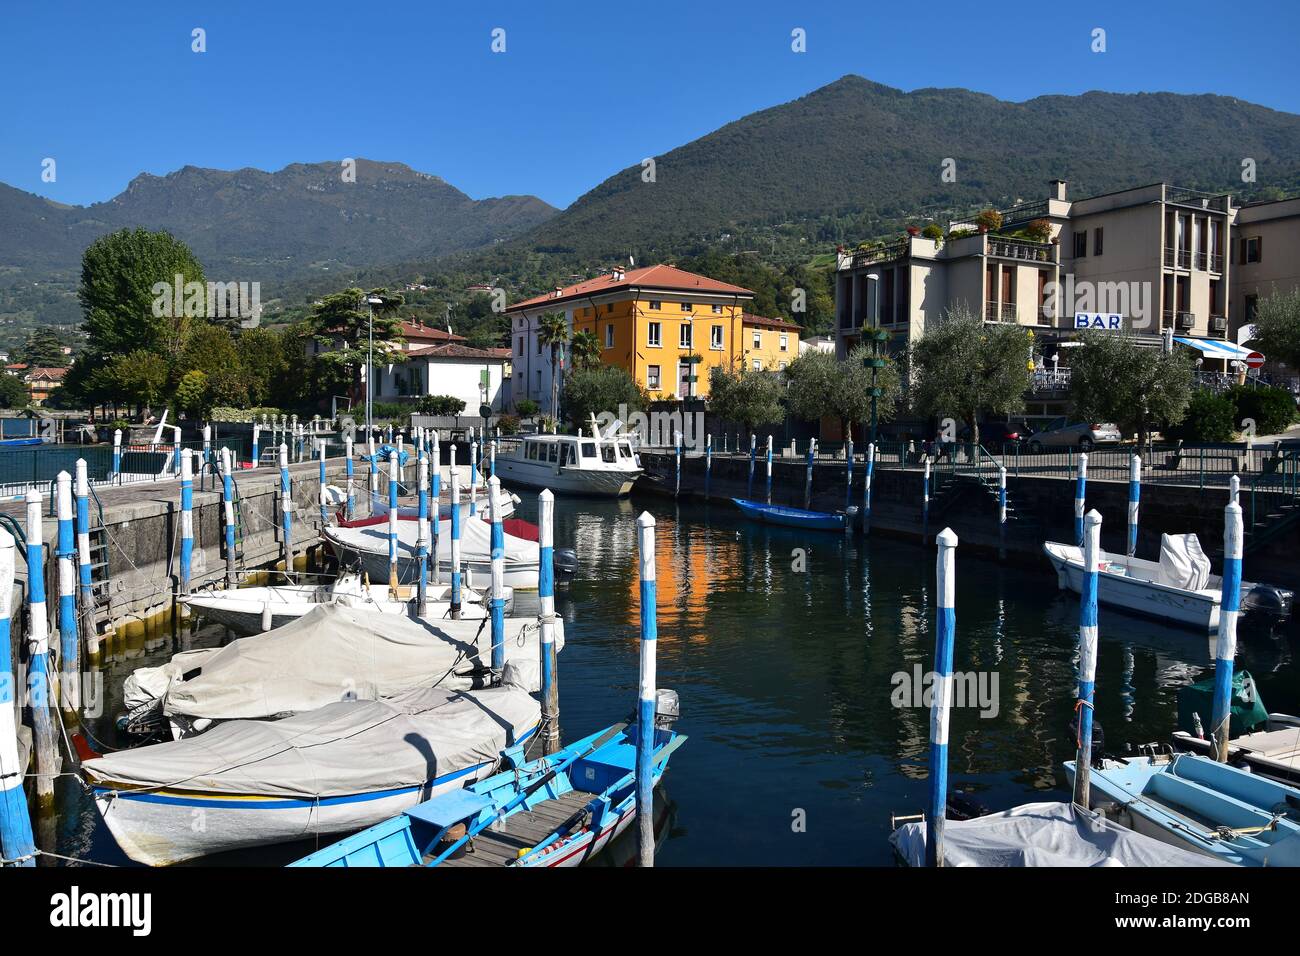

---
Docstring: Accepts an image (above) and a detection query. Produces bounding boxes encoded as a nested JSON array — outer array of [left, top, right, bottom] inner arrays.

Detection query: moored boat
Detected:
[[1173, 714, 1300, 787], [493, 420, 641, 497], [731, 497, 846, 532]]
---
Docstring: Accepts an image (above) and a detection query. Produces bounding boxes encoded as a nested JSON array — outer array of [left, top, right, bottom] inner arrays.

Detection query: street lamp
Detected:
[[364, 294, 383, 439]]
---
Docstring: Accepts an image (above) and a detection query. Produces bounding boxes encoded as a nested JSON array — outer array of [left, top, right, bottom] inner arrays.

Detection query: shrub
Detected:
[[975, 209, 1003, 232], [495, 414, 520, 435], [416, 395, 467, 417], [1025, 218, 1053, 243], [1229, 385, 1296, 437], [1165, 391, 1235, 442], [209, 406, 285, 423], [514, 398, 540, 418], [921, 224, 944, 243]]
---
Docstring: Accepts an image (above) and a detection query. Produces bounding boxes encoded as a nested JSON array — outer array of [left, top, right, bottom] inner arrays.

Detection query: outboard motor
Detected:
[[553, 547, 578, 586], [1067, 713, 1105, 768], [655, 688, 680, 729], [1242, 584, 1294, 621]]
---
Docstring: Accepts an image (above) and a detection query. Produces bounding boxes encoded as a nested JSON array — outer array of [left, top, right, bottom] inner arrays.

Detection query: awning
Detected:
[[1173, 337, 1263, 362]]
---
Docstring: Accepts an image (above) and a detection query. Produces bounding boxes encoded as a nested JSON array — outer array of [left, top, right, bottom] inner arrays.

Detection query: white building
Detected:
[[375, 342, 511, 415]]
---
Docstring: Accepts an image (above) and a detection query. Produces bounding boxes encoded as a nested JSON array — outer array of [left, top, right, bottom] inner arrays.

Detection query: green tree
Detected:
[[783, 346, 901, 438], [707, 364, 786, 433], [562, 365, 647, 431], [1165, 390, 1235, 442], [538, 312, 568, 417], [908, 307, 1035, 446], [98, 350, 170, 417], [1068, 331, 1193, 447], [308, 288, 406, 405], [1249, 287, 1300, 369], [515, 398, 540, 419], [16, 328, 69, 368], [236, 326, 291, 408], [0, 374, 28, 409], [174, 370, 210, 417]]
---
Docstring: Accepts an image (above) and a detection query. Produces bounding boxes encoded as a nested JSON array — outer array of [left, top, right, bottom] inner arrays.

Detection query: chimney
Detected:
[[1050, 179, 1067, 202], [612, 267, 624, 281]]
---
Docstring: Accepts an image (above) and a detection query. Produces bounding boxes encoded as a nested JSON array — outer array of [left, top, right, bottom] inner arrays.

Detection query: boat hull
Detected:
[[732, 498, 845, 532], [1043, 542, 1219, 630], [494, 457, 640, 497]]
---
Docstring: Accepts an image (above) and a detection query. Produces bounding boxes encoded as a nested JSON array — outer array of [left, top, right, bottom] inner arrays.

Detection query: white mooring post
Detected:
[[450, 470, 462, 620], [345, 436, 355, 521], [0, 528, 36, 866], [56, 472, 79, 716], [863, 442, 875, 535], [387, 450, 400, 596], [179, 450, 194, 616], [489, 477, 506, 680], [74, 460, 99, 664], [24, 490, 55, 807], [221, 448, 237, 588], [704, 434, 713, 498], [1211, 499, 1243, 763], [1128, 455, 1141, 558], [112, 428, 122, 480], [279, 444, 293, 574], [538, 490, 559, 755], [1074, 453, 1089, 548], [1073, 510, 1102, 809], [747, 434, 756, 498], [1230, 474, 1240, 507], [926, 528, 958, 867], [765, 435, 773, 504], [998, 466, 1008, 561], [251, 423, 260, 469], [416, 452, 429, 618], [470, 439, 479, 516], [431, 430, 442, 584], [635, 511, 659, 868], [318, 439, 328, 528]]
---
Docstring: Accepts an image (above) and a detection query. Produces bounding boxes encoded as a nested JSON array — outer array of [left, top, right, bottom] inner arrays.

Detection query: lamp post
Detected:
[[364, 294, 383, 439], [862, 274, 885, 448]]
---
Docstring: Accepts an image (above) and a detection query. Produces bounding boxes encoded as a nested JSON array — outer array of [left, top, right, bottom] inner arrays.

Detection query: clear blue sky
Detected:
[[4, 0, 1298, 209]]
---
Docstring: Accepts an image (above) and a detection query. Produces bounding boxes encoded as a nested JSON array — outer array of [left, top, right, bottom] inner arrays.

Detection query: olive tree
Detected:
[[782, 346, 900, 439], [1069, 330, 1193, 448]]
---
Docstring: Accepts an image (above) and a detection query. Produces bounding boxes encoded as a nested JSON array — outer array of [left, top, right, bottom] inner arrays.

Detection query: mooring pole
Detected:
[[367, 435, 378, 503], [345, 436, 355, 521], [397, 433, 406, 485], [1075, 453, 1088, 548], [251, 423, 260, 469], [803, 439, 816, 509], [179, 450, 193, 612], [922, 457, 931, 545], [1073, 509, 1102, 809], [489, 476, 506, 680], [863, 442, 874, 535], [387, 450, 400, 597], [704, 433, 713, 499], [489, 439, 497, 480], [470, 439, 479, 516], [845, 435, 854, 509], [1229, 474, 1239, 507], [674, 431, 681, 499], [221, 448, 237, 588], [416, 452, 429, 618], [998, 466, 1008, 561], [1127, 454, 1141, 558], [279, 444, 292, 575], [1211, 498, 1243, 763], [765, 435, 773, 504], [317, 439, 329, 528], [635, 510, 658, 868], [55, 471, 80, 717], [74, 460, 99, 665], [202, 423, 211, 467], [0, 528, 36, 866], [538, 489, 560, 755], [450, 470, 462, 620], [112, 428, 122, 481], [431, 431, 442, 585], [747, 434, 756, 498], [927, 527, 958, 867], [24, 490, 55, 808]]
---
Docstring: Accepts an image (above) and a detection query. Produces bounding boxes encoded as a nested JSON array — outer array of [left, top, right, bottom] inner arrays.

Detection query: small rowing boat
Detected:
[[290, 691, 684, 868], [731, 498, 846, 532], [1064, 751, 1300, 866]]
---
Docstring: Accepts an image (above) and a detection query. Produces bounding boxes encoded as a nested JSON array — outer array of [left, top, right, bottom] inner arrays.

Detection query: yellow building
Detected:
[[740, 313, 801, 372], [505, 264, 757, 409]]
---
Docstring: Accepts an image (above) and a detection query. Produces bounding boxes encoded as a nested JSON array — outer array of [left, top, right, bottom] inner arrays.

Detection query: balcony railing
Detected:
[[1164, 186, 1232, 212], [987, 237, 1054, 262], [1032, 368, 1071, 392], [998, 199, 1050, 226], [1163, 246, 1192, 269], [984, 301, 1017, 323], [848, 240, 908, 270]]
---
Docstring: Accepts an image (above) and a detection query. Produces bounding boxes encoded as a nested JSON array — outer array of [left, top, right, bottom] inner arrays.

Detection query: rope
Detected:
[[1074, 698, 1094, 749]]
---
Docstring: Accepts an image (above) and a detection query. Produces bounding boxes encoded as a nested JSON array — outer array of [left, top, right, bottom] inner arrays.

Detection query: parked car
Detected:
[[1026, 418, 1122, 451], [959, 421, 1030, 449]]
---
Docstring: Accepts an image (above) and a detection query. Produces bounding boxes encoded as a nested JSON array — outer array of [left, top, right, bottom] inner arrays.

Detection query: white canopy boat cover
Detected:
[[326, 513, 537, 567], [85, 682, 540, 801], [1157, 533, 1212, 591], [124, 602, 562, 724], [891, 801, 1231, 867]]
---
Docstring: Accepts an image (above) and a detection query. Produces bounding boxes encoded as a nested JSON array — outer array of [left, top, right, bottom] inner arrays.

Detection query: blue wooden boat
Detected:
[[290, 712, 686, 868], [1065, 752, 1300, 866], [731, 498, 845, 532], [0, 437, 43, 447]]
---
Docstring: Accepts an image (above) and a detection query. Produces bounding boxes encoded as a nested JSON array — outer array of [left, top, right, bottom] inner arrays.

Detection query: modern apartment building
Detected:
[[1232, 196, 1300, 338], [505, 264, 756, 410]]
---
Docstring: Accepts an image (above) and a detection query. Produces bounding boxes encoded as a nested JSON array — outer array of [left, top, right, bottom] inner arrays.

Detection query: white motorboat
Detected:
[[180, 572, 510, 635], [493, 418, 641, 497], [1043, 533, 1292, 631]]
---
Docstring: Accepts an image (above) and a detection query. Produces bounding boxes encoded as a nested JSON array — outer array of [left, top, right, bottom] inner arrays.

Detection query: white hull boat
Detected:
[[85, 683, 540, 865], [494, 424, 641, 497]]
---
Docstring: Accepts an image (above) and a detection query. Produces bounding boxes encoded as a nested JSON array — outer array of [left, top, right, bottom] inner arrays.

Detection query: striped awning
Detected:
[[1173, 337, 1262, 361]]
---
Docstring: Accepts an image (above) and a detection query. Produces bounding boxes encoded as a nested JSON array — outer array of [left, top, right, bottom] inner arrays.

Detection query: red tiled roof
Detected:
[[407, 343, 511, 361], [507, 264, 754, 313], [27, 367, 67, 380], [400, 321, 466, 342], [741, 313, 802, 332]]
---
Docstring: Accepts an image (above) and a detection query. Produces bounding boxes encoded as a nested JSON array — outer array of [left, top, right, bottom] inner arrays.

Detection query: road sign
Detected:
[[1245, 352, 1265, 370]]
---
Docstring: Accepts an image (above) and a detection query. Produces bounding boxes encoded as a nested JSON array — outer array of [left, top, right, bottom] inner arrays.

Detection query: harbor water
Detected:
[[51, 494, 1300, 866]]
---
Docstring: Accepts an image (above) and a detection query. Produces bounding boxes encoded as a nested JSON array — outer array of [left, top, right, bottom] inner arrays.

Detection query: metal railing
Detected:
[[987, 237, 1054, 262], [984, 301, 1018, 323]]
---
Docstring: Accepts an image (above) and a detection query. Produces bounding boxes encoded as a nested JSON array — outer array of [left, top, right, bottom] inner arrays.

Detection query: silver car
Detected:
[[1026, 418, 1123, 451]]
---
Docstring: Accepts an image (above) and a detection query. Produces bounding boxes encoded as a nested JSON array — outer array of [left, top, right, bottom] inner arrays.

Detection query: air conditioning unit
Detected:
[[1177, 312, 1196, 329], [1210, 316, 1228, 332]]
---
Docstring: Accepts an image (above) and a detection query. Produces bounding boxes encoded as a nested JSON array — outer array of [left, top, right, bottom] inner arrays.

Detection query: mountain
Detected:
[[513, 76, 1300, 261]]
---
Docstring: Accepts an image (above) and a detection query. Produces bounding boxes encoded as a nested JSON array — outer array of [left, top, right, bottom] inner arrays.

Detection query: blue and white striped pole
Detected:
[[489, 476, 506, 679], [75, 460, 99, 665], [279, 444, 292, 574], [387, 450, 400, 595], [1074, 453, 1088, 548], [179, 450, 193, 604], [635, 510, 659, 868], [221, 448, 237, 588], [251, 423, 260, 469], [998, 466, 1008, 561], [674, 431, 681, 498], [704, 434, 713, 498], [397, 433, 406, 485], [538, 489, 559, 754], [25, 489, 55, 807], [803, 439, 816, 509], [846, 435, 854, 509], [489, 439, 497, 480], [417, 452, 429, 618], [0, 528, 36, 866], [112, 428, 122, 480], [345, 436, 355, 521], [318, 439, 328, 528], [863, 442, 874, 534], [367, 435, 378, 504], [431, 431, 442, 584], [1073, 509, 1102, 808], [202, 423, 211, 468], [927, 527, 958, 867], [747, 434, 756, 498], [1127, 454, 1141, 558], [1211, 500, 1243, 763], [56, 471, 78, 716], [765, 435, 773, 504], [450, 470, 462, 620], [922, 457, 931, 545], [470, 439, 479, 516]]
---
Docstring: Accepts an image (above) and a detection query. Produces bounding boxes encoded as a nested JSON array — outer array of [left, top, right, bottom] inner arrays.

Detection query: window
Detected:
[[617, 442, 633, 459], [778, 361, 787, 370], [647, 322, 661, 347], [517, 336, 524, 356], [678, 362, 691, 396], [647, 365, 661, 389], [1072, 232, 1087, 258], [601, 445, 616, 463], [548, 444, 558, 463], [680, 302, 693, 312], [1244, 237, 1263, 263], [779, 333, 788, 351], [580, 442, 597, 459], [605, 303, 613, 314], [711, 304, 722, 314], [1244, 294, 1258, 324], [562, 444, 575, 466], [1093, 227, 1104, 256], [525, 442, 537, 461], [752, 330, 762, 350], [536, 337, 542, 354], [711, 325, 723, 350], [648, 300, 661, 310], [679, 323, 692, 348], [605, 324, 614, 349], [752, 359, 762, 371]]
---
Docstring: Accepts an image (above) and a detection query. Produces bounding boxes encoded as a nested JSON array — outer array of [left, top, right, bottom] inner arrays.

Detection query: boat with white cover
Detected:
[[1043, 532, 1292, 630]]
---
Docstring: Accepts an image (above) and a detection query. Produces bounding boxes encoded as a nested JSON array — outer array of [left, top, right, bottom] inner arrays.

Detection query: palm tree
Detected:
[[570, 329, 601, 370], [538, 312, 568, 419]]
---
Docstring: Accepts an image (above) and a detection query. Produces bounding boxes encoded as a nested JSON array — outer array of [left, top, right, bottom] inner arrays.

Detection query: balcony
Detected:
[[987, 236, 1055, 262], [984, 301, 1018, 323], [847, 240, 908, 270], [1163, 247, 1192, 269], [998, 199, 1050, 226], [1032, 368, 1071, 393], [1163, 186, 1232, 213]]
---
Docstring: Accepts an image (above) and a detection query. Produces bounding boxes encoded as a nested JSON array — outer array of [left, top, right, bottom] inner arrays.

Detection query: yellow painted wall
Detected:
[[741, 323, 800, 372]]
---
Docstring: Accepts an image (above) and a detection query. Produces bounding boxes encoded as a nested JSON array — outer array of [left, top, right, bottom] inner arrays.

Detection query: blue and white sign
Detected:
[[1074, 313, 1123, 330]]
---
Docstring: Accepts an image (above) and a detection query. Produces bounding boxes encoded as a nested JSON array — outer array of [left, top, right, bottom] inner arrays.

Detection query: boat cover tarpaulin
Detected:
[[127, 603, 562, 720], [890, 801, 1231, 867], [327, 514, 538, 565], [1158, 533, 1211, 591], [84, 684, 539, 799]]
